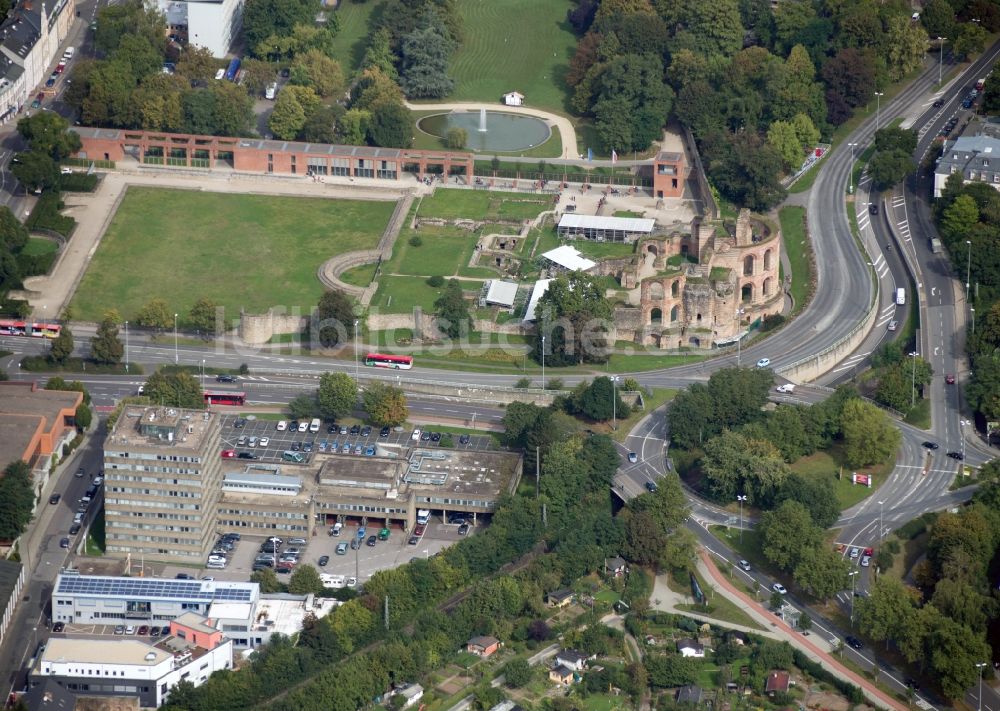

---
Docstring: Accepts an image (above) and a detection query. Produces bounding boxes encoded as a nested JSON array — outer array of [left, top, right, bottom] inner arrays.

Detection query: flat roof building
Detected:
[[482, 280, 519, 308], [522, 279, 553, 323], [157, 0, 245, 58], [31, 634, 232, 707], [556, 214, 656, 243], [103, 407, 223, 562], [0, 381, 82, 487], [540, 245, 597, 273]]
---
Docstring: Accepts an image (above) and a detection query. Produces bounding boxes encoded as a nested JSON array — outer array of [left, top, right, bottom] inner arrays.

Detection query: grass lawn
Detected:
[[447, 0, 578, 116], [418, 189, 550, 221], [672, 569, 766, 630], [22, 237, 58, 257], [903, 398, 931, 429], [606, 351, 707, 372], [579, 695, 629, 711], [327, 0, 381, 73], [787, 441, 895, 510], [778, 206, 813, 317], [568, 239, 636, 260], [71, 188, 393, 324], [370, 275, 448, 314], [389, 225, 481, 277], [339, 263, 378, 288]]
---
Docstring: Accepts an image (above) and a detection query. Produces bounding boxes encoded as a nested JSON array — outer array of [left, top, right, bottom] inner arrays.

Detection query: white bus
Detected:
[[895, 287, 906, 306]]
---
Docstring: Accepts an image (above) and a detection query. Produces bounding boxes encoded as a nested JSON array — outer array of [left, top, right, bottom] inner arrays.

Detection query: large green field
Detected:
[[417, 188, 550, 221], [71, 188, 393, 324], [447, 0, 577, 114]]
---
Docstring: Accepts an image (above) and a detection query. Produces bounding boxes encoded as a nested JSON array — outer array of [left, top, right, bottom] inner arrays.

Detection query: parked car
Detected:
[[75, 467, 85, 478], [59, 537, 70, 548], [49, 493, 61, 505], [361, 426, 371, 437], [365, 445, 376, 456], [125, 625, 136, 635], [849, 547, 860, 559], [459, 434, 471, 445], [259, 437, 270, 447], [366, 535, 377, 547], [408, 535, 419, 545], [69, 524, 80, 535], [413, 524, 425, 536], [380, 426, 390, 437], [114, 625, 126, 635], [860, 555, 871, 567], [175, 573, 194, 580], [645, 481, 658, 493], [30, 95, 41, 109], [411, 428, 421, 440], [336, 542, 348, 555], [458, 523, 470, 536], [138, 625, 149, 636], [350, 424, 361, 435], [52, 621, 65, 633], [318, 555, 330, 566]]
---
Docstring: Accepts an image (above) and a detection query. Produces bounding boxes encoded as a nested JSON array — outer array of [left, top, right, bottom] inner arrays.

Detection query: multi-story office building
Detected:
[[103, 407, 222, 562], [157, 0, 245, 58]]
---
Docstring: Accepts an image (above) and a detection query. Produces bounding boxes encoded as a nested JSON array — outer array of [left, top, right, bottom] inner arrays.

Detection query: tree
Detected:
[[666, 383, 715, 449], [567, 377, 631, 421], [75, 402, 93, 430], [399, 10, 455, 99], [533, 272, 613, 366], [337, 108, 371, 145], [0, 461, 35, 539], [363, 382, 408, 426], [758, 500, 822, 571], [368, 100, 413, 148], [11, 151, 58, 193], [921, 0, 956, 39], [792, 545, 851, 599], [250, 567, 282, 593], [821, 48, 877, 109], [91, 318, 124, 365], [313, 289, 355, 348], [874, 127, 918, 155], [135, 298, 172, 330], [701, 430, 788, 504], [243, 0, 317, 52], [142, 371, 204, 409], [300, 105, 339, 143], [709, 131, 787, 210], [48, 326, 74, 364], [175, 45, 219, 87], [952, 21, 987, 60], [361, 28, 399, 80], [288, 564, 324, 595], [188, 298, 220, 335], [434, 279, 471, 339], [290, 49, 345, 98], [940, 194, 980, 245], [16, 112, 82, 160], [318, 372, 357, 420], [767, 120, 803, 170], [209, 80, 256, 136], [239, 58, 276, 97], [287, 393, 320, 420], [841, 398, 901, 467], [592, 53, 674, 151], [885, 15, 930, 81], [503, 658, 531, 688], [773, 473, 839, 528], [445, 127, 467, 149], [268, 88, 307, 139], [82, 60, 137, 126]]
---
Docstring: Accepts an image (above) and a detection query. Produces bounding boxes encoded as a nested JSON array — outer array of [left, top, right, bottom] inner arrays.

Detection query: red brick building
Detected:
[[0, 381, 81, 473], [72, 128, 475, 181], [652, 151, 687, 198]]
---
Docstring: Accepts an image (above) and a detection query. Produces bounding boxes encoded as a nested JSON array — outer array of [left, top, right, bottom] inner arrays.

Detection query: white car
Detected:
[[738, 559, 751, 571], [756, 358, 771, 368], [775, 384, 795, 393], [276, 421, 288, 431], [849, 547, 860, 559], [628, 452, 638, 463], [411, 428, 421, 441], [860, 555, 871, 567], [772, 582, 787, 595], [92, 476, 103, 486], [259, 437, 270, 447]]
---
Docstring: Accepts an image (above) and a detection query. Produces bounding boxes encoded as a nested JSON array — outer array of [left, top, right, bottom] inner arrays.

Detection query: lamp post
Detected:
[[909, 351, 919, 407], [848, 143, 858, 194], [124, 320, 129, 374], [611, 375, 620, 431], [353, 320, 359, 382], [938, 37, 948, 85], [878, 500, 884, 543], [848, 571, 860, 628], [875, 92, 884, 131], [966, 239, 973, 304], [735, 308, 745, 366], [971, 307, 976, 336], [173, 313, 178, 364], [541, 334, 546, 390], [737, 494, 747, 543], [977, 662, 988, 711]]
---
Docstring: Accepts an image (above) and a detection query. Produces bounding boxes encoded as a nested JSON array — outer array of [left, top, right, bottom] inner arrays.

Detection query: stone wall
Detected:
[[240, 309, 307, 346], [367, 312, 528, 338]]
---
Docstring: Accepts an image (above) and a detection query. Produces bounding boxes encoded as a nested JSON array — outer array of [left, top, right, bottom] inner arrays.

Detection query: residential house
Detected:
[[467, 635, 501, 658], [554, 649, 590, 671], [676, 685, 703, 704], [547, 589, 574, 608], [549, 664, 576, 686], [18, 677, 76, 711], [605, 556, 628, 577], [765, 670, 791, 695], [677, 639, 705, 658], [395, 683, 424, 709]]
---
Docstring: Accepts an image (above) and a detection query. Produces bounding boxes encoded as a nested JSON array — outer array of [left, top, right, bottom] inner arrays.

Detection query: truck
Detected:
[[775, 384, 796, 394]]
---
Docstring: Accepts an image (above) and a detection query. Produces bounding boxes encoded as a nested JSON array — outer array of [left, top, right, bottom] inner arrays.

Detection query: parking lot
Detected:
[[160, 517, 475, 586], [218, 414, 495, 465]]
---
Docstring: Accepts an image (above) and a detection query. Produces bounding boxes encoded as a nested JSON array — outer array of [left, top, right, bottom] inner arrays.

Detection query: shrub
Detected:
[[426, 275, 444, 287], [409, 235, 423, 247], [59, 173, 98, 192], [25, 192, 76, 236], [514, 377, 531, 389], [760, 313, 787, 332]]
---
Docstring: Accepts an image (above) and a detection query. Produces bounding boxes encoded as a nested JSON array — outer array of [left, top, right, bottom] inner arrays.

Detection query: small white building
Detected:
[[395, 683, 424, 709], [502, 91, 524, 106], [483, 280, 519, 308], [32, 636, 233, 707]]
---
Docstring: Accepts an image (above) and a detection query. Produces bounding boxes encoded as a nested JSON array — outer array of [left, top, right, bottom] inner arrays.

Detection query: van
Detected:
[[265, 82, 277, 100], [330, 522, 343, 536], [276, 420, 287, 431], [895, 287, 906, 306], [297, 421, 309, 432], [309, 418, 321, 433], [62, 46, 75, 60], [416, 509, 430, 525], [282, 450, 305, 463]]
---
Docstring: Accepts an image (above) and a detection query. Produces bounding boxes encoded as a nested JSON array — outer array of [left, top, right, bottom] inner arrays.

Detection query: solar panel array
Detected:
[[56, 576, 254, 602]]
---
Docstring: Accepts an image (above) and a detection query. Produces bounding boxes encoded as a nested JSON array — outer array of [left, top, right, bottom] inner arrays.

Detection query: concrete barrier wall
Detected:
[[367, 313, 529, 337], [239, 310, 307, 346]]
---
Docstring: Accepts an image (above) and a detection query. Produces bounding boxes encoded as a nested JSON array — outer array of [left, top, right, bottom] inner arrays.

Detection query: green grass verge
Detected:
[[566, 239, 636, 260], [370, 275, 452, 314], [70, 188, 393, 324], [19, 356, 142, 375], [21, 237, 58, 257], [608, 388, 677, 442], [605, 351, 707, 373], [339, 263, 378, 288], [903, 398, 931, 429], [446, 0, 577, 116], [673, 568, 766, 630], [417, 189, 549, 221], [787, 441, 895, 510], [778, 206, 814, 317], [327, 0, 380, 73]]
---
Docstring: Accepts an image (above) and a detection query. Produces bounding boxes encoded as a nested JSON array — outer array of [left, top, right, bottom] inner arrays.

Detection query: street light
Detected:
[[737, 494, 748, 544], [173, 313, 178, 364], [124, 320, 129, 374], [353, 320, 359, 382], [937, 37, 948, 85], [541, 334, 546, 390], [875, 92, 885, 131], [848, 571, 860, 628], [977, 662, 988, 711], [909, 351, 919, 407], [735, 308, 745, 366], [966, 239, 973, 304], [848, 143, 858, 194], [971, 307, 976, 336], [611, 375, 620, 431]]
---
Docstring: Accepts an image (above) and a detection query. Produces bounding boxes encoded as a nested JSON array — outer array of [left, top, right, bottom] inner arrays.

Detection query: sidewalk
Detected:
[[696, 549, 907, 711]]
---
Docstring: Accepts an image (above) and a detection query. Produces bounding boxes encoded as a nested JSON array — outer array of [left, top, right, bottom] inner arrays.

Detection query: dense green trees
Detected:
[[840, 399, 901, 468], [0, 460, 35, 540], [142, 371, 204, 409], [317, 372, 357, 420], [399, 9, 455, 99], [533, 272, 612, 367], [362, 383, 408, 426], [312, 289, 355, 349], [48, 326, 74, 365], [434, 279, 470, 338]]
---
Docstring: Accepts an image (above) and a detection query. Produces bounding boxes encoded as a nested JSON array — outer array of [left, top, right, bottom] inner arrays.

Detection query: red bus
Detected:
[[364, 353, 413, 370], [203, 390, 246, 406], [0, 319, 61, 338]]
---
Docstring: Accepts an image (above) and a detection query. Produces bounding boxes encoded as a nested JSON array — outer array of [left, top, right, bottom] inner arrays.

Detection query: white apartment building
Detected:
[[33, 635, 232, 707], [157, 0, 245, 57]]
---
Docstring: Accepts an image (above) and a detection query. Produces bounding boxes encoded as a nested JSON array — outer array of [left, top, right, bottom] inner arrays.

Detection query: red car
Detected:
[[413, 524, 425, 537], [863, 547, 874, 557], [221, 449, 236, 459], [945, 374, 956, 384], [55, 62, 66, 74]]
